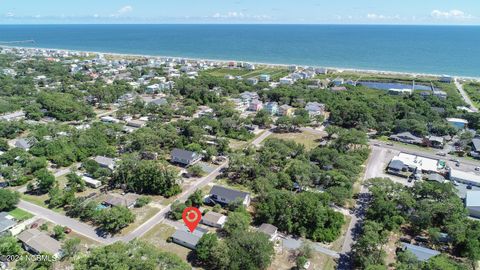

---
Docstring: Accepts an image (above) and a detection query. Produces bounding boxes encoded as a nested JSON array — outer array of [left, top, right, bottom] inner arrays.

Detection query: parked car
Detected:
[[475, 167, 480, 171], [467, 185, 473, 190], [436, 152, 446, 156], [64, 227, 72, 234], [455, 162, 460, 167]]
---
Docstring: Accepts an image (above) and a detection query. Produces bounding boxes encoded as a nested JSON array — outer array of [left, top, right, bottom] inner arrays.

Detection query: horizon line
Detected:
[[0, 22, 480, 26]]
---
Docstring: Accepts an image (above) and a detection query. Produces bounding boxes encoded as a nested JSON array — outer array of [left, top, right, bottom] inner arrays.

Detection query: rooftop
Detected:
[[17, 229, 62, 255], [401, 242, 440, 262], [466, 191, 480, 207], [450, 169, 480, 185]]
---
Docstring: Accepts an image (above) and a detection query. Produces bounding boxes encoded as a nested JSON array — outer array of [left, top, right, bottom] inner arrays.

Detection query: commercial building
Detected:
[[466, 191, 480, 218], [449, 169, 480, 187]]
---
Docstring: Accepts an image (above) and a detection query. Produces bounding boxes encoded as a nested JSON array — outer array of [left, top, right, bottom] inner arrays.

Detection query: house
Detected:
[[447, 118, 468, 130], [332, 78, 344, 86], [264, 102, 279, 115], [426, 135, 444, 149], [81, 175, 102, 189], [425, 173, 446, 183], [15, 138, 36, 151], [388, 153, 441, 175], [103, 193, 138, 208], [278, 104, 295, 117], [279, 77, 294, 85], [94, 156, 116, 171], [400, 243, 440, 262], [100, 116, 121, 124], [149, 98, 168, 106], [126, 119, 146, 128], [466, 191, 480, 218], [433, 90, 447, 100], [258, 223, 278, 241], [259, 74, 271, 82], [0, 212, 16, 236], [248, 100, 264, 112], [171, 148, 202, 166], [240, 92, 259, 103], [471, 138, 480, 158], [389, 132, 424, 145], [171, 227, 207, 249], [439, 75, 453, 83], [17, 229, 62, 257], [305, 102, 325, 117], [449, 169, 480, 187], [209, 185, 251, 207], [201, 211, 227, 228], [246, 78, 258, 86]]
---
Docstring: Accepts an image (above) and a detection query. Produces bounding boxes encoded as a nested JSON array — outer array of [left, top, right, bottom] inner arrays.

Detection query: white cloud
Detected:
[[367, 13, 386, 20], [431, 9, 473, 20], [117, 5, 133, 15], [5, 12, 14, 17], [209, 11, 270, 20]]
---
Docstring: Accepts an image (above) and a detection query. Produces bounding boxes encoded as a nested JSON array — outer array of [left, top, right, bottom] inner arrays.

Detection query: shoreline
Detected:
[[2, 44, 480, 81]]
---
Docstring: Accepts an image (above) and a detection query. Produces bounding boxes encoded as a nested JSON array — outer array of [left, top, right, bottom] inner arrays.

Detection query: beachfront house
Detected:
[[259, 74, 271, 82]]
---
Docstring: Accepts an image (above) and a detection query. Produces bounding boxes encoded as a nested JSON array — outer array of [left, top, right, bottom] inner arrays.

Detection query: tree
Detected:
[[227, 231, 274, 270], [186, 189, 203, 207], [170, 201, 187, 221], [62, 238, 81, 259], [74, 240, 190, 270], [53, 225, 66, 240], [48, 187, 64, 208], [187, 165, 205, 177], [196, 233, 219, 263], [224, 207, 252, 235], [97, 206, 135, 234], [252, 110, 272, 128], [66, 172, 86, 192], [0, 189, 20, 211], [35, 168, 56, 194], [0, 236, 23, 256], [352, 221, 389, 269], [135, 196, 152, 208]]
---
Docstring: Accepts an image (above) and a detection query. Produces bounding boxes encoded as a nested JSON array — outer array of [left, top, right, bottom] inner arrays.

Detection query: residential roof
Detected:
[[466, 191, 480, 208], [209, 185, 250, 202], [171, 227, 207, 248], [15, 138, 34, 149], [104, 194, 138, 208], [450, 169, 480, 185], [17, 229, 62, 255], [94, 156, 115, 168], [305, 102, 325, 112], [388, 159, 405, 171], [392, 153, 440, 172], [472, 138, 480, 151], [171, 148, 200, 162], [0, 212, 16, 233], [258, 223, 278, 237], [401, 242, 440, 262], [149, 98, 168, 106], [446, 118, 469, 124], [202, 211, 226, 224]]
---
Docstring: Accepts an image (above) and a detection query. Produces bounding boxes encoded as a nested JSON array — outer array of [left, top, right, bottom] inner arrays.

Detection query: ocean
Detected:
[[0, 24, 479, 77]]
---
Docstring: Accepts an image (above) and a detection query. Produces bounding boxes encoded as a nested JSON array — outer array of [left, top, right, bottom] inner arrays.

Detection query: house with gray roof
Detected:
[[400, 242, 440, 262], [466, 191, 480, 218], [471, 138, 480, 158], [170, 148, 202, 166], [17, 229, 62, 257], [149, 98, 168, 106], [209, 185, 251, 207], [171, 227, 208, 249], [0, 212, 16, 236], [305, 102, 325, 117], [93, 156, 116, 171], [15, 138, 36, 151], [390, 132, 424, 145], [258, 223, 278, 241], [201, 211, 227, 228]]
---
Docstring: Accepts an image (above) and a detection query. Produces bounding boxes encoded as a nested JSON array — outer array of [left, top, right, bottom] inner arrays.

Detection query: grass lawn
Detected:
[[140, 223, 192, 262], [21, 193, 64, 214], [203, 67, 289, 79], [269, 130, 325, 150], [463, 82, 480, 109], [9, 208, 33, 221], [120, 206, 159, 236]]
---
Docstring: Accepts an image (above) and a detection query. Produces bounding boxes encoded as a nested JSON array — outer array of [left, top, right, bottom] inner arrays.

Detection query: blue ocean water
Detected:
[[0, 24, 479, 77]]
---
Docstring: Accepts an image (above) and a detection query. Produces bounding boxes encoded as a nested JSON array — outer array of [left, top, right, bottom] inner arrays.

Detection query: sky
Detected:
[[0, 0, 479, 25]]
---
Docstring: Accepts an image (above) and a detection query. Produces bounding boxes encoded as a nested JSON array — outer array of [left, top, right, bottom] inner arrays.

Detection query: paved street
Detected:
[[455, 78, 478, 112], [251, 129, 273, 147]]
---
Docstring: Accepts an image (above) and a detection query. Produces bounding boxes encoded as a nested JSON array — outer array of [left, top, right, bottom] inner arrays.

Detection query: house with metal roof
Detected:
[[209, 185, 251, 207], [0, 212, 16, 236], [201, 211, 227, 228], [171, 227, 208, 249], [400, 242, 440, 262], [170, 148, 202, 166], [449, 169, 480, 187], [390, 132, 424, 145], [149, 98, 168, 106], [466, 191, 480, 218], [15, 138, 36, 151], [17, 229, 62, 257], [103, 193, 138, 209]]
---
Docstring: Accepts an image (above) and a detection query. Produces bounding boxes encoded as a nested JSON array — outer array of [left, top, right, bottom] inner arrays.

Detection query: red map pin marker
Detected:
[[182, 207, 202, 232]]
